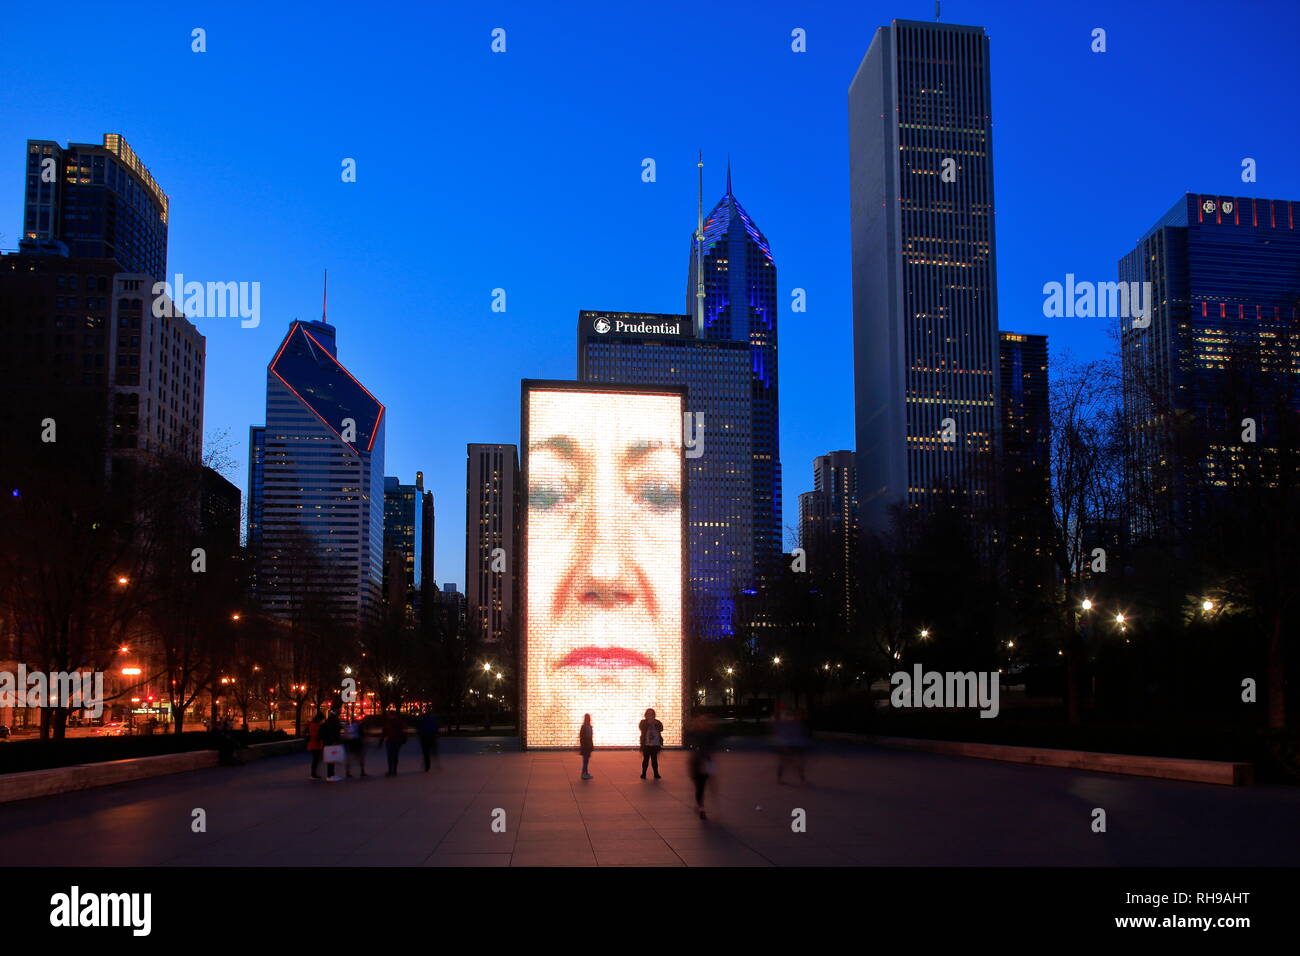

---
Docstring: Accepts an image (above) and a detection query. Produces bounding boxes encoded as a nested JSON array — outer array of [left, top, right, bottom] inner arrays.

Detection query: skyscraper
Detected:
[[1120, 193, 1300, 536], [466, 443, 518, 643], [797, 450, 860, 637], [850, 20, 1001, 531], [383, 473, 428, 619], [578, 310, 753, 640], [2, 135, 202, 480], [248, 318, 385, 629], [686, 168, 783, 581], [22, 135, 168, 279], [999, 331, 1051, 597]]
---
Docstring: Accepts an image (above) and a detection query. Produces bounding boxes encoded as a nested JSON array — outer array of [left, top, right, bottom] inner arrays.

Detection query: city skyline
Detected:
[[2, 0, 1298, 580]]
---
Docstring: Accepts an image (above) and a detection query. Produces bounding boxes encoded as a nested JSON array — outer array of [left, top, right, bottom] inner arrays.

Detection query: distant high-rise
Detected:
[[999, 332, 1051, 596], [22, 135, 168, 279], [578, 310, 753, 640], [850, 20, 1001, 531], [248, 319, 385, 629], [383, 473, 428, 619], [3, 135, 200, 481], [1120, 193, 1300, 536], [686, 169, 783, 581], [466, 444, 518, 643], [797, 451, 860, 637], [0, 260, 204, 474]]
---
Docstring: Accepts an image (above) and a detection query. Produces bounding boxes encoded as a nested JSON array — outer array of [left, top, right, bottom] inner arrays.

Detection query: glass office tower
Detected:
[[579, 310, 752, 640], [686, 174, 783, 582], [23, 135, 169, 279], [384, 474, 427, 619], [248, 319, 385, 630], [850, 20, 1002, 532], [1120, 193, 1300, 537]]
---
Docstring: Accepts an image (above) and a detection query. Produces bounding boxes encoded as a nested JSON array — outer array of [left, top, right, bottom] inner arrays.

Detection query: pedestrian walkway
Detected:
[[1, 740, 1297, 866]]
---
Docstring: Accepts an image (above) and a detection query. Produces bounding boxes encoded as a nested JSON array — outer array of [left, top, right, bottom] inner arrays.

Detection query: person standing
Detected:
[[686, 712, 719, 820], [320, 708, 343, 781], [579, 714, 594, 779], [306, 710, 325, 780], [379, 706, 407, 777], [638, 707, 663, 780], [343, 714, 366, 778], [417, 705, 440, 772]]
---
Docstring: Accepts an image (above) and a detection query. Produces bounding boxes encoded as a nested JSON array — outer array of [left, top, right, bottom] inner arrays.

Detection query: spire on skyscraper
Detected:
[[695, 152, 706, 336]]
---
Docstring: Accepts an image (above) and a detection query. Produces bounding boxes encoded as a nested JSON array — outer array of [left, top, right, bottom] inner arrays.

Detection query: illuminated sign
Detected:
[[521, 382, 686, 749], [580, 311, 687, 339]]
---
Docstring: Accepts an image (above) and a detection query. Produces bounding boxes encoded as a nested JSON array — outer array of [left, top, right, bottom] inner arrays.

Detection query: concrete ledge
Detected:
[[241, 739, 306, 760], [816, 732, 1253, 786], [0, 750, 220, 804]]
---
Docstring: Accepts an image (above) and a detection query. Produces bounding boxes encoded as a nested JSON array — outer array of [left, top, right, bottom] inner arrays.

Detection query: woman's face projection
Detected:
[[524, 388, 684, 748]]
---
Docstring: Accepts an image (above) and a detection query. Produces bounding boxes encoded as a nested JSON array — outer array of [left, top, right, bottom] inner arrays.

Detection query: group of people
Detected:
[[578, 708, 720, 819], [305, 704, 442, 781]]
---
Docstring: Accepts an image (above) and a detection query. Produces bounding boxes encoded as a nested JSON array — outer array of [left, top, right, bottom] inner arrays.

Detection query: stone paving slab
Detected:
[[1, 741, 1299, 866]]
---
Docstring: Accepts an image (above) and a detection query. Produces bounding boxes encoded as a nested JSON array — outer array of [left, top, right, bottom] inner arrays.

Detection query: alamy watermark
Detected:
[[152, 273, 261, 328], [1042, 274, 1152, 328], [890, 665, 1000, 718], [0, 665, 105, 718]]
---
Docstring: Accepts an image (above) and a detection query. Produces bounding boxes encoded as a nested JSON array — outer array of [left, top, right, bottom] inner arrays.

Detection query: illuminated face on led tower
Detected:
[[522, 382, 685, 748]]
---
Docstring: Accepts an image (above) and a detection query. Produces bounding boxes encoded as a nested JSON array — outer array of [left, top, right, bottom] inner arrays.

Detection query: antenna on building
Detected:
[[695, 151, 706, 336], [322, 269, 328, 324]]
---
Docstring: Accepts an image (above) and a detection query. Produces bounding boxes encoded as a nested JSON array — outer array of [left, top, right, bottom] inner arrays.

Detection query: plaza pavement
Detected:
[[1, 738, 1297, 867]]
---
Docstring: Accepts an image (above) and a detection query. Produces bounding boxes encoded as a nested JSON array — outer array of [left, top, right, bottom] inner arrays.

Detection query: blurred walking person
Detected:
[[343, 714, 367, 778], [579, 714, 594, 779], [417, 705, 441, 772], [638, 708, 663, 779], [320, 708, 344, 781], [379, 706, 407, 777], [773, 703, 809, 784], [686, 712, 719, 820], [306, 710, 325, 780]]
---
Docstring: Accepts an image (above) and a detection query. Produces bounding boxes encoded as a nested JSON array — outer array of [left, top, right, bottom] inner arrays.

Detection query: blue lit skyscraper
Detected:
[[248, 318, 385, 629], [687, 167, 783, 582]]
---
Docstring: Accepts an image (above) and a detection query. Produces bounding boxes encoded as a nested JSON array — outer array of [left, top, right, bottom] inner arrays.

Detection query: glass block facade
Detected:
[[249, 320, 385, 630], [579, 311, 753, 640]]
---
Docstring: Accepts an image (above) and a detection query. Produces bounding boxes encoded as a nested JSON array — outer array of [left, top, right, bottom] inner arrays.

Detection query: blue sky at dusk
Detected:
[[2, 0, 1297, 585]]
